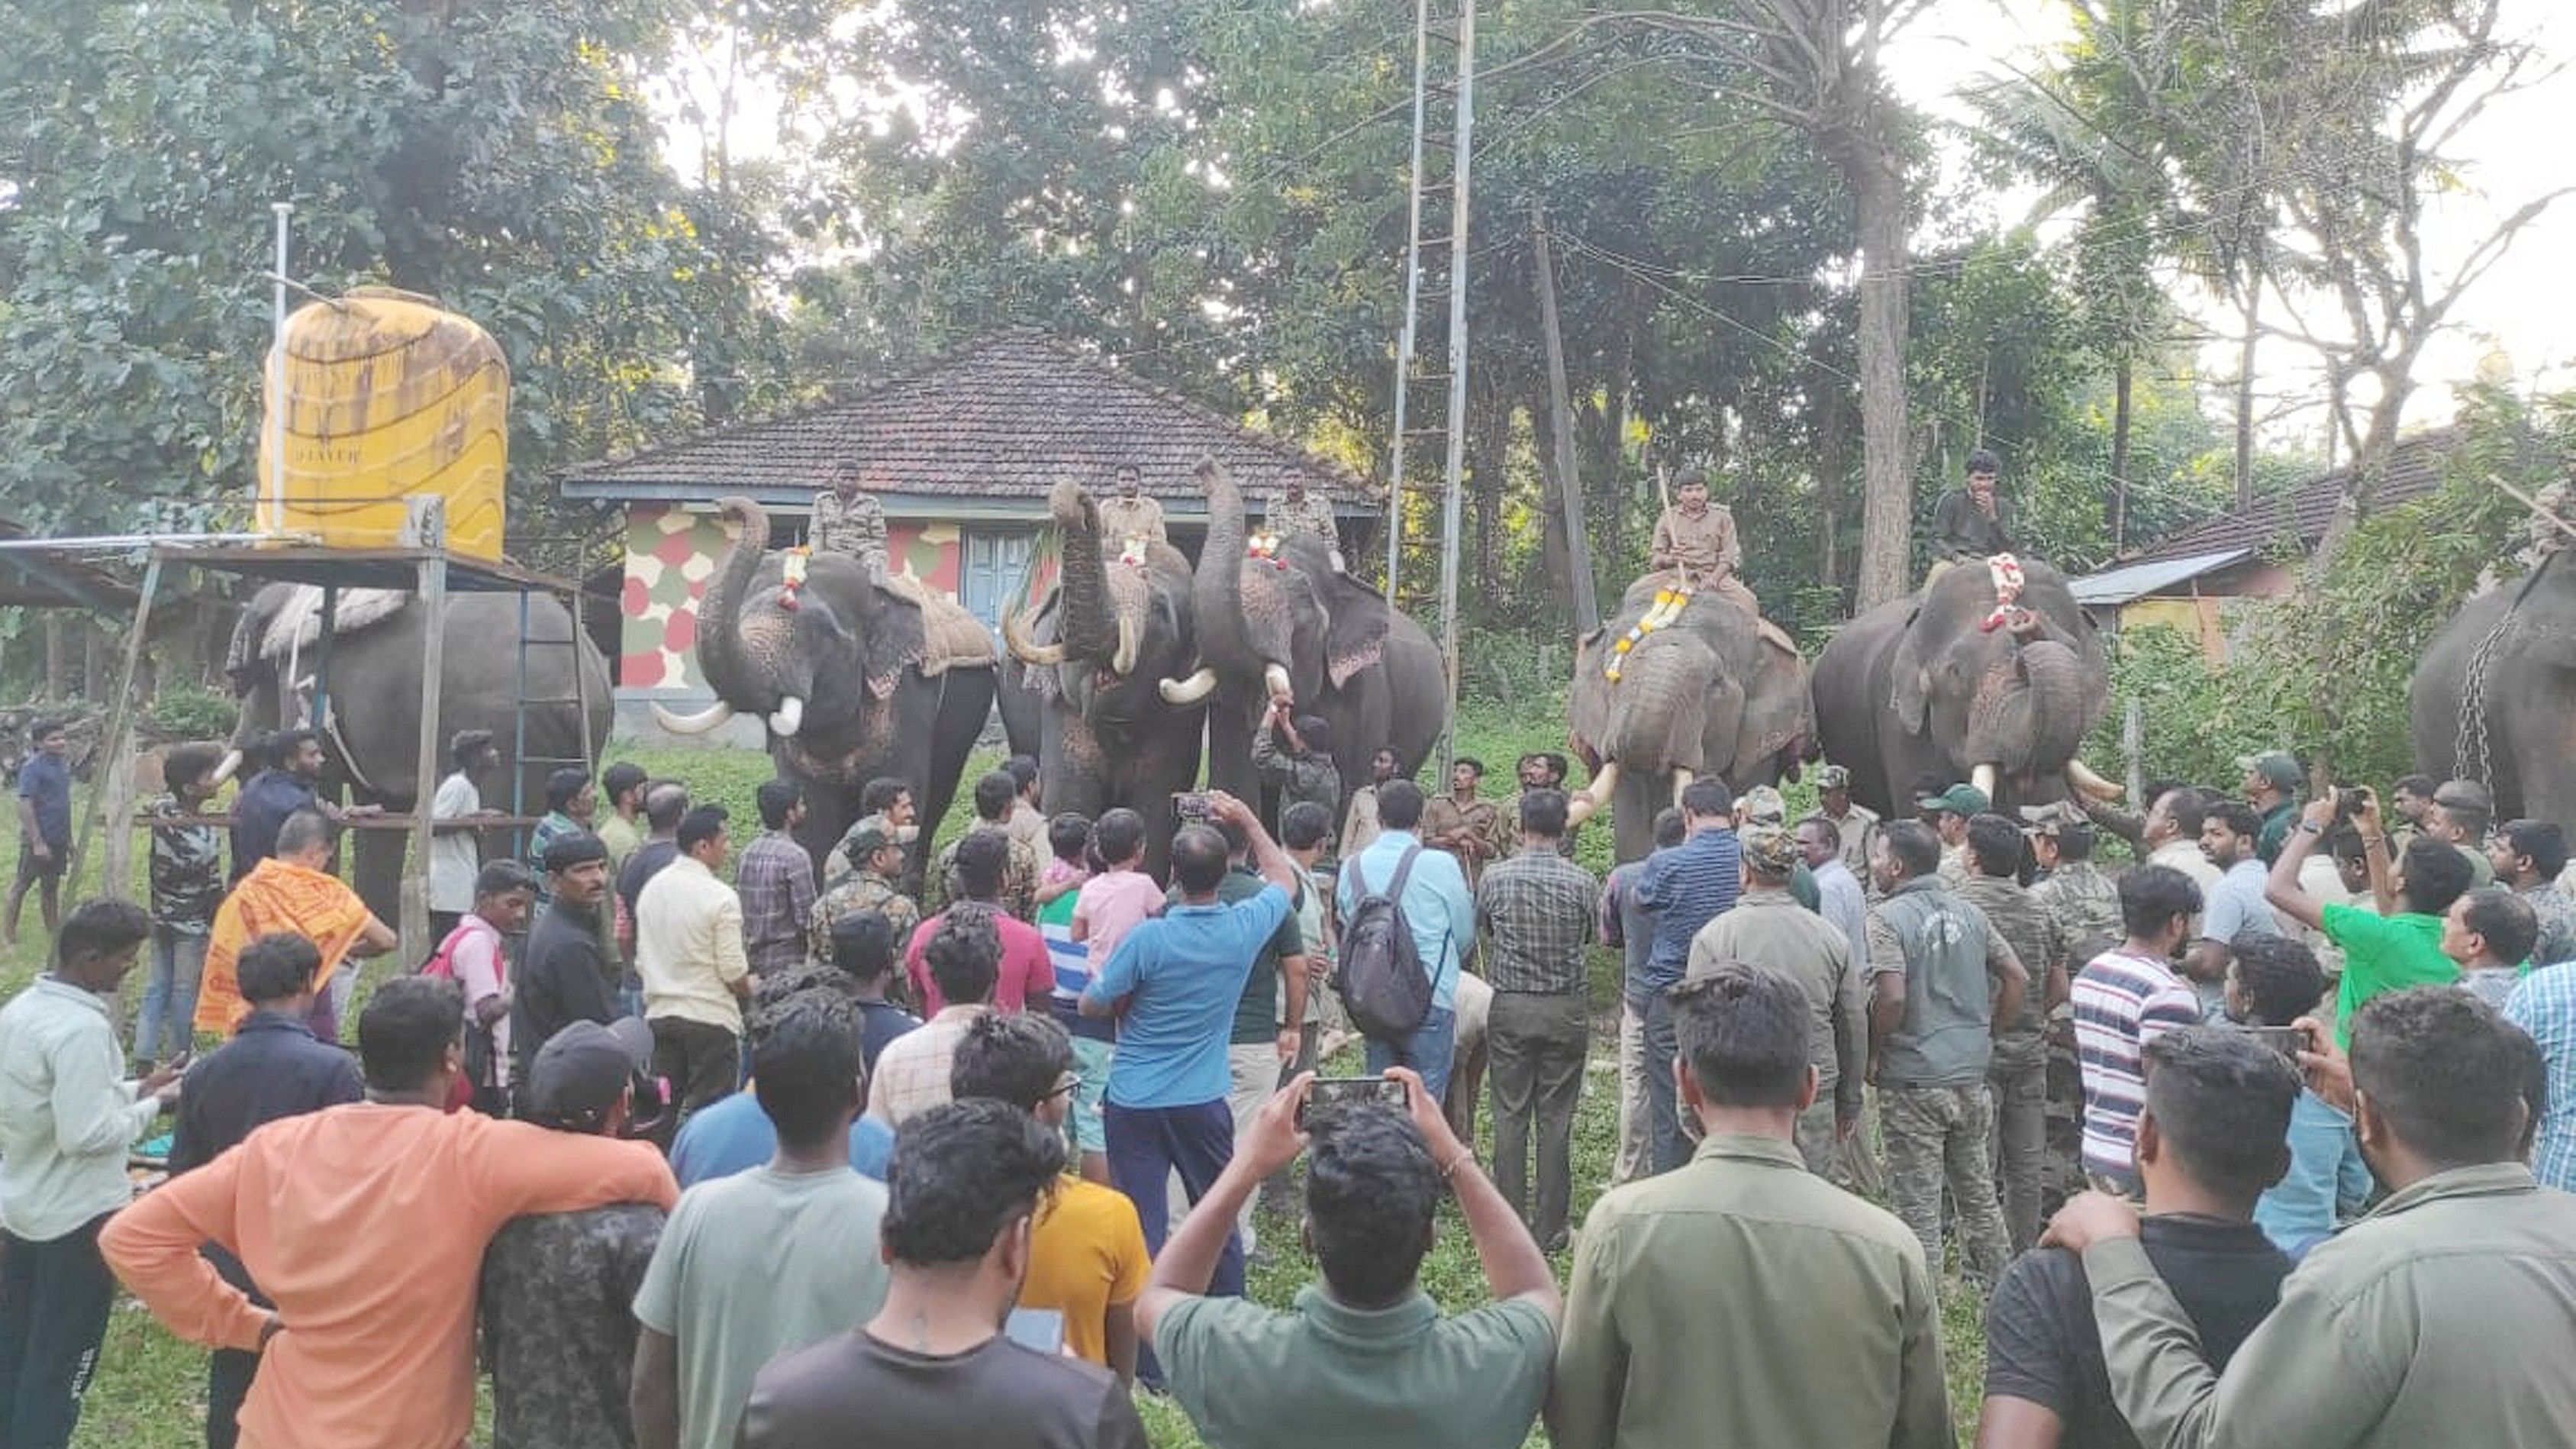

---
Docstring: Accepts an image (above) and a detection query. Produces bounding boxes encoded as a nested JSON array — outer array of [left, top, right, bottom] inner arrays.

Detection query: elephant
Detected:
[[999, 479, 1207, 876], [222, 583, 611, 924], [650, 496, 1000, 879], [1181, 458, 1446, 807], [1566, 579, 1816, 864], [1811, 557, 2120, 821], [2410, 556, 2576, 824]]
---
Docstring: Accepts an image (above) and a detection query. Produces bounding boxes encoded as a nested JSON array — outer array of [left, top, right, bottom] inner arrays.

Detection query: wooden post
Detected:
[[82, 555, 164, 905], [2122, 695, 2143, 810], [401, 553, 448, 955], [1530, 203, 1599, 636]]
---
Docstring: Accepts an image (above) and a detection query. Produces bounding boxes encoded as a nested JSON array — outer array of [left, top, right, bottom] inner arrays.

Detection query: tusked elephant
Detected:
[[1181, 458, 1446, 806], [223, 583, 611, 925], [650, 496, 998, 879], [1812, 557, 2120, 819], [1000, 479, 1207, 876], [1566, 579, 1815, 864], [2410, 555, 2576, 824]]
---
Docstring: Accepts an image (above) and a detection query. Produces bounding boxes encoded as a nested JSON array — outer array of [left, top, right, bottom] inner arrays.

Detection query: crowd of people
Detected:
[[2, 707, 2574, 1449]]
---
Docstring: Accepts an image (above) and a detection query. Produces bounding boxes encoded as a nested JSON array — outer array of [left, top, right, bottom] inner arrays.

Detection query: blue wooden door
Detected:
[[960, 528, 1038, 637]]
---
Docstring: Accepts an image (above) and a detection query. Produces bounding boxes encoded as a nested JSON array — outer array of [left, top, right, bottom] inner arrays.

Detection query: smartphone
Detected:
[[2239, 1025, 2307, 1060], [1004, 1308, 1066, 1354], [1172, 792, 1213, 825], [1298, 1076, 1407, 1128]]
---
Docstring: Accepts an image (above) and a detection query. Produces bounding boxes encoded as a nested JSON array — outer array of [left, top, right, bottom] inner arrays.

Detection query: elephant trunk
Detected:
[[1191, 457, 1265, 686], [2020, 639, 2091, 773], [1051, 479, 1117, 663], [1964, 638, 2088, 786], [695, 495, 769, 705]]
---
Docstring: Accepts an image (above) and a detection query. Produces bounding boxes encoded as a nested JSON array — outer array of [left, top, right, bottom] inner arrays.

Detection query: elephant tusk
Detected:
[[1263, 662, 1293, 704], [1972, 763, 1998, 802], [769, 696, 805, 737], [1159, 667, 1220, 705], [1001, 609, 1066, 667], [1113, 615, 1140, 677], [652, 700, 739, 736], [1670, 766, 1694, 808], [209, 749, 242, 787], [1567, 760, 1619, 826], [2065, 758, 2123, 802]]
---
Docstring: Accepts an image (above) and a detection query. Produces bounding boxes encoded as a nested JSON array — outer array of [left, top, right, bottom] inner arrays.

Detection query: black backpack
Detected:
[[1334, 845, 1435, 1040]]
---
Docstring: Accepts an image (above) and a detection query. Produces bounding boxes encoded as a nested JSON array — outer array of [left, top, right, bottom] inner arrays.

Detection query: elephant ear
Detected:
[[1731, 636, 1817, 782], [1888, 605, 1932, 734], [1318, 573, 1392, 689]]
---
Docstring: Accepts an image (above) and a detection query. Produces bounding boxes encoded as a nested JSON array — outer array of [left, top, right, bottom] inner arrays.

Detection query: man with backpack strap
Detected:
[[1336, 780, 1477, 1099]]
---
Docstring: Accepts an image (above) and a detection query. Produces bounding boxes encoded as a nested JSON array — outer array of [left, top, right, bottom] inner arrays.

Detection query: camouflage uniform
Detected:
[[479, 1205, 665, 1449], [2032, 862, 2123, 966], [1956, 873, 2066, 1253], [927, 825, 1042, 921], [811, 488, 890, 579], [1095, 492, 1168, 547], [1265, 489, 1341, 557], [808, 868, 922, 966]]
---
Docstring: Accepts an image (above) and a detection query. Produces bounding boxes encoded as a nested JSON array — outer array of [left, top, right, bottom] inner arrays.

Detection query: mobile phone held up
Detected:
[[1298, 1076, 1407, 1129], [1172, 792, 1214, 825], [2236, 1024, 2308, 1060]]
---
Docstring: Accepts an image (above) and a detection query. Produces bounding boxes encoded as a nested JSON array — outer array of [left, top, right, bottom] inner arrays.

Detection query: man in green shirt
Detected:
[[2265, 789, 2472, 1044], [1552, 963, 1952, 1449], [2046, 986, 2576, 1449], [1143, 1070, 1558, 1449]]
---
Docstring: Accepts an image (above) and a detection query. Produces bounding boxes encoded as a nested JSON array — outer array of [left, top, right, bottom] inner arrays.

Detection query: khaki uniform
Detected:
[[1422, 794, 1510, 888], [1265, 490, 1340, 554], [811, 489, 889, 579], [1649, 502, 1758, 615], [1685, 892, 1865, 1176], [1095, 492, 1167, 547]]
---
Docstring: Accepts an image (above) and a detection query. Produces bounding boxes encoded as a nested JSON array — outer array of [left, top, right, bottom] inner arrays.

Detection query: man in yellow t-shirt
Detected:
[[949, 1011, 1151, 1377]]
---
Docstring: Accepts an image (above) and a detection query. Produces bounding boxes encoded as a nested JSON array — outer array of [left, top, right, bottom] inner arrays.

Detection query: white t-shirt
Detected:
[[428, 771, 482, 912]]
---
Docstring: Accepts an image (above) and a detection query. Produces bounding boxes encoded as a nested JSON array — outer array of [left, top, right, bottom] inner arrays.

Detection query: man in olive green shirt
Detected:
[[1552, 964, 1952, 1449], [2046, 986, 2576, 1449], [1143, 1070, 1558, 1449]]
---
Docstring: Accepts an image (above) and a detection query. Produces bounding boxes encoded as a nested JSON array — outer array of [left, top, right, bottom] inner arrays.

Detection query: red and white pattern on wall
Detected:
[[617, 505, 966, 692]]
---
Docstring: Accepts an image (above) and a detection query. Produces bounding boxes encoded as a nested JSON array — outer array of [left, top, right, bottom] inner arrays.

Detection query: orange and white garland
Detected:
[[780, 546, 810, 612], [1978, 553, 2025, 633], [1605, 582, 1694, 683]]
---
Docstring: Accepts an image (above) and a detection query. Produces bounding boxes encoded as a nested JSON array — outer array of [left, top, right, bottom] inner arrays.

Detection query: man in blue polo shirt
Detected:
[[1630, 778, 1743, 1173], [1082, 791, 1298, 1296], [1336, 780, 1477, 1099]]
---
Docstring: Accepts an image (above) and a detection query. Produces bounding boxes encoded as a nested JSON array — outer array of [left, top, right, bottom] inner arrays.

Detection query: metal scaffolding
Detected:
[[1384, 0, 1475, 770]]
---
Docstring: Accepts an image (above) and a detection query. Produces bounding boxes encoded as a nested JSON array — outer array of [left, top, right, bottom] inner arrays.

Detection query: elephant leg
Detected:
[[917, 670, 998, 856], [1130, 742, 1207, 881], [1205, 701, 1259, 802], [1611, 763, 1672, 867]]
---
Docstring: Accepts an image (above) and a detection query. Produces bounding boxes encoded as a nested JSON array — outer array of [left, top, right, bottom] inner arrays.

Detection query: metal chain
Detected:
[[2455, 612, 2513, 792]]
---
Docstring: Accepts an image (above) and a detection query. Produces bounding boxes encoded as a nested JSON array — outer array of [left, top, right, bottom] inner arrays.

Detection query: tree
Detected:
[[0, 0, 784, 540]]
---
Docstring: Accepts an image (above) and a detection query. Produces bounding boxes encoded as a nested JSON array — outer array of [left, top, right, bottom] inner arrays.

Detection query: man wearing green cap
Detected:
[[2238, 751, 2304, 866], [1916, 783, 1991, 889]]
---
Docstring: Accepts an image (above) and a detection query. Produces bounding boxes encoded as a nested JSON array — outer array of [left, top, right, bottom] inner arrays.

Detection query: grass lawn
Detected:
[[4, 700, 1991, 1447]]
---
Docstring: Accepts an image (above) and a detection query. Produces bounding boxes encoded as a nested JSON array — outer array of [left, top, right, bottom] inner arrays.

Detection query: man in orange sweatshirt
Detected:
[[102, 976, 677, 1449]]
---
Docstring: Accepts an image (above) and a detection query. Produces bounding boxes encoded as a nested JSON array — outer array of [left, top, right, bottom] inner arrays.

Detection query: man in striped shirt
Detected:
[[2072, 865, 2207, 1195], [2507, 960, 2576, 1191]]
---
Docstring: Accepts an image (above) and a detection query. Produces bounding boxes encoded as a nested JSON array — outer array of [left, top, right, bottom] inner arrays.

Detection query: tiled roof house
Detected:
[[557, 331, 1375, 727]]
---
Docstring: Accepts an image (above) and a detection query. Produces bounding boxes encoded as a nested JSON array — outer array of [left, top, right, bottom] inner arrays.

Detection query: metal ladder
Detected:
[[1384, 0, 1476, 770], [507, 589, 600, 857]]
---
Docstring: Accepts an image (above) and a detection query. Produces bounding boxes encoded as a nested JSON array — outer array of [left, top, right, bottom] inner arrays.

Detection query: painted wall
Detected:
[[617, 504, 970, 693]]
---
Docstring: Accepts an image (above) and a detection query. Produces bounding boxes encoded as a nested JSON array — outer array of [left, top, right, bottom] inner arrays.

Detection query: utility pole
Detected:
[[1530, 205, 1598, 635]]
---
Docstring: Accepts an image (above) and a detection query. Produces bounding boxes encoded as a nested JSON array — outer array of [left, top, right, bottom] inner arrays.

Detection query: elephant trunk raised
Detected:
[[1191, 458, 1262, 686], [679, 495, 871, 740], [1051, 479, 1119, 664]]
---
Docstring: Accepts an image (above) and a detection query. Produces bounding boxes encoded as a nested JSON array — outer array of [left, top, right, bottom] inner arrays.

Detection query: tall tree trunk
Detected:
[[1816, 366, 1848, 592], [43, 614, 63, 700], [2110, 357, 2133, 551], [2233, 276, 2262, 509], [1849, 153, 1913, 610], [1533, 208, 1600, 634]]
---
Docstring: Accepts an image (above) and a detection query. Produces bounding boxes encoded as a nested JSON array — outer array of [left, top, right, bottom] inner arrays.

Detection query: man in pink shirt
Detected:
[[904, 833, 1051, 1012], [427, 860, 540, 1115], [100, 976, 675, 1449]]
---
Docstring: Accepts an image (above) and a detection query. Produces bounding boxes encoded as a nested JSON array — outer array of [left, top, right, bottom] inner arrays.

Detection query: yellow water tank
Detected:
[[256, 288, 508, 561]]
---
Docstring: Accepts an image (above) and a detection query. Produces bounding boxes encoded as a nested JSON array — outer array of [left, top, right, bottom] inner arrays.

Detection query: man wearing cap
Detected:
[[515, 833, 620, 1086], [2239, 751, 2304, 866], [1096, 462, 1167, 548], [1956, 813, 2069, 1252], [481, 1018, 668, 1449], [1686, 823, 1865, 1178], [1802, 765, 1880, 879], [1738, 786, 1821, 912], [810, 817, 921, 967], [2427, 779, 2498, 889], [2026, 805, 2123, 966], [1917, 783, 1989, 889], [811, 460, 889, 582]]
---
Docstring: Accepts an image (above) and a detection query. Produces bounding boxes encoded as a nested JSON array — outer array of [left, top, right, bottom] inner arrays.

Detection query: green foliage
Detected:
[[140, 685, 236, 744]]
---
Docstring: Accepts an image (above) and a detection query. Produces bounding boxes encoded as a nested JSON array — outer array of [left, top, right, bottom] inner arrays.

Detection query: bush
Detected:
[[143, 685, 236, 744]]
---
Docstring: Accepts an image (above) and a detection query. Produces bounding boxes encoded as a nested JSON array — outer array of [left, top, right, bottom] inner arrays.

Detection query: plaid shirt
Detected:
[[733, 831, 818, 976], [866, 1005, 988, 1126], [1475, 847, 1598, 994], [2508, 963, 2576, 1192]]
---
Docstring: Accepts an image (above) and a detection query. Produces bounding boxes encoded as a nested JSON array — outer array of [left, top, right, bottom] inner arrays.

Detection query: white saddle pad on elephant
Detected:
[[259, 586, 411, 663]]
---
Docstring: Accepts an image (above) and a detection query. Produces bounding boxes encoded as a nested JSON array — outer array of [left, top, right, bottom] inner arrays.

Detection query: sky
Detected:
[[660, 0, 2576, 449]]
